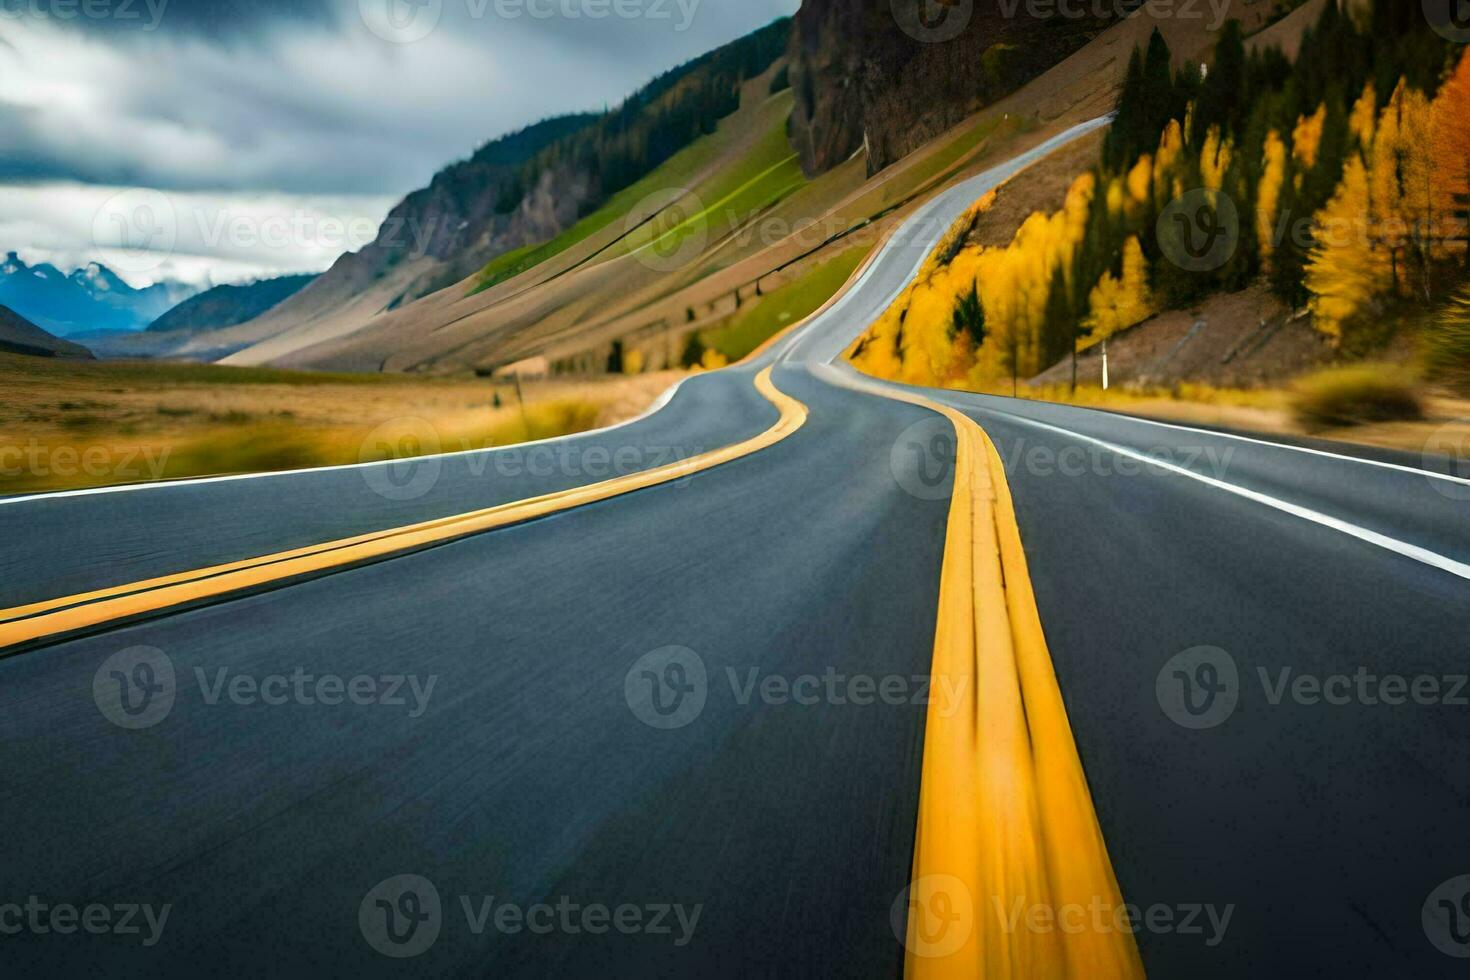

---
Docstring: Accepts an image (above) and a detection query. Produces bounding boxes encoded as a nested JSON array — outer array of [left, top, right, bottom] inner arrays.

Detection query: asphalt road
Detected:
[[4, 115, 1469, 977]]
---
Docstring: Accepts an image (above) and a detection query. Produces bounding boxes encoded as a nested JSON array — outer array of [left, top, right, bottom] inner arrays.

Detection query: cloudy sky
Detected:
[[0, 0, 798, 286]]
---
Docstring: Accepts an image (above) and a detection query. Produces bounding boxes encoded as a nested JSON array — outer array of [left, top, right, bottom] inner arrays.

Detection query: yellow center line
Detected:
[[849, 379, 1144, 980], [0, 366, 807, 654]]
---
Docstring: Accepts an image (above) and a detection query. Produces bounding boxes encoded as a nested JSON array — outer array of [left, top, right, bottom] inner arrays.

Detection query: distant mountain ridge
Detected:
[[0, 252, 197, 336], [187, 19, 792, 366], [147, 274, 316, 334], [0, 304, 94, 359]]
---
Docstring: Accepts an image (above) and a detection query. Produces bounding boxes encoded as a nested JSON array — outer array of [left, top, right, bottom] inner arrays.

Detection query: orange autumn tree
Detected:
[[1306, 74, 1446, 337], [1434, 49, 1470, 273]]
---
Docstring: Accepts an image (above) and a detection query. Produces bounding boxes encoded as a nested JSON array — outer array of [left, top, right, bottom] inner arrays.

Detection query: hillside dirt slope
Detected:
[[223, 1, 1307, 376]]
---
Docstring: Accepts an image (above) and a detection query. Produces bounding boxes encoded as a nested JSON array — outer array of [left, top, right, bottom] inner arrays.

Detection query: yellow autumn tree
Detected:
[[1125, 155, 1152, 209], [1349, 83, 1376, 149], [1293, 103, 1327, 171], [1085, 236, 1153, 340], [1257, 130, 1288, 266], [848, 177, 1097, 388], [1154, 120, 1184, 204], [1200, 126, 1233, 192], [1369, 80, 1435, 299], [1305, 155, 1389, 339]]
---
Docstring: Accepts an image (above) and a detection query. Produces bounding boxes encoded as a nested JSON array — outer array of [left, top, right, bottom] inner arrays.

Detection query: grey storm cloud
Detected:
[[0, 0, 337, 40], [0, 0, 800, 195]]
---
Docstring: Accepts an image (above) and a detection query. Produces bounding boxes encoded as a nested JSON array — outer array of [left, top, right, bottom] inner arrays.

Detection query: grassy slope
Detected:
[[701, 244, 870, 361], [476, 90, 804, 297]]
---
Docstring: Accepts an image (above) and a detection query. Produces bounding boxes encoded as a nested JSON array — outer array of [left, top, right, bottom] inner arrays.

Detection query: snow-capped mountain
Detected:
[[0, 253, 199, 337]]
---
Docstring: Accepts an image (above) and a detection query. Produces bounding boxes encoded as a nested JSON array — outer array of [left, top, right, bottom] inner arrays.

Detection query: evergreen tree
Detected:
[[680, 331, 707, 368], [950, 279, 986, 346], [1105, 47, 1147, 172], [1039, 266, 1074, 370]]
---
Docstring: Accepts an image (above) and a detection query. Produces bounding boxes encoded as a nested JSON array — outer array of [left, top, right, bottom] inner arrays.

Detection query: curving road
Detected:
[[3, 115, 1469, 977]]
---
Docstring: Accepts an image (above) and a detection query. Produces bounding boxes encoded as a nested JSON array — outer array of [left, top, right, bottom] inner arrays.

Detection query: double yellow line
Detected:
[[6, 333, 1139, 979], [874, 383, 1144, 980], [0, 367, 806, 653]]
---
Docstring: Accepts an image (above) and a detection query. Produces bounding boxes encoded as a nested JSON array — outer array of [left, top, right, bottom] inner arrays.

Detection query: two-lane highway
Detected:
[[3, 114, 1468, 977]]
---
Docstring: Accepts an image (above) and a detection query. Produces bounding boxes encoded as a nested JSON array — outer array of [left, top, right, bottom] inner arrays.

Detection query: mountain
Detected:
[[173, 19, 792, 366], [0, 253, 198, 336], [0, 304, 94, 358], [147, 274, 316, 334], [786, 0, 1114, 176]]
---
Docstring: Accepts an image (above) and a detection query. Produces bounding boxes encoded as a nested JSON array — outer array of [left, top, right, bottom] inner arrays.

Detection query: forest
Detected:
[[851, 1, 1469, 393]]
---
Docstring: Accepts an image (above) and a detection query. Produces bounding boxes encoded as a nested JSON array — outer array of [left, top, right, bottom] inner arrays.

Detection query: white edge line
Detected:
[[1022, 405, 1470, 489], [977, 408, 1470, 582], [0, 377, 689, 507]]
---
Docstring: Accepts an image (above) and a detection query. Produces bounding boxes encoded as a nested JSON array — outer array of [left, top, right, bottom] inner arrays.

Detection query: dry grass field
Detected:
[[0, 354, 682, 495]]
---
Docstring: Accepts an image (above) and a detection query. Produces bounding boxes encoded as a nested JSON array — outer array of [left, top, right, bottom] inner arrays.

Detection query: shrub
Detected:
[[1425, 286, 1470, 393], [1290, 363, 1424, 431]]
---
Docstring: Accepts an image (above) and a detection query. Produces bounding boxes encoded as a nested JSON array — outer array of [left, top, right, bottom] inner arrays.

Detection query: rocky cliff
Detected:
[[787, 0, 1111, 176]]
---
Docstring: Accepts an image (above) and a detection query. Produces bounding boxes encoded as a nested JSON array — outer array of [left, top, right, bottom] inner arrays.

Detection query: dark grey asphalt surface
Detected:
[[0, 365, 951, 977], [5, 116, 1469, 976], [0, 372, 777, 608], [932, 385, 1470, 979]]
